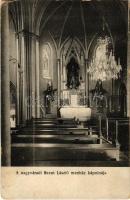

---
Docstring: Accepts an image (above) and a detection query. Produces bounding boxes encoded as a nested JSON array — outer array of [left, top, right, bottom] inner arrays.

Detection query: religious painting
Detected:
[[42, 43, 53, 79]]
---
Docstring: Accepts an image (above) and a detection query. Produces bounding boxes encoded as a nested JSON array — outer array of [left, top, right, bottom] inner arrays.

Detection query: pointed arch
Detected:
[[60, 37, 85, 65]]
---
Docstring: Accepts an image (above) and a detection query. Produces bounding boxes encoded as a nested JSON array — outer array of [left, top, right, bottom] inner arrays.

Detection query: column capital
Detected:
[[16, 30, 39, 40]]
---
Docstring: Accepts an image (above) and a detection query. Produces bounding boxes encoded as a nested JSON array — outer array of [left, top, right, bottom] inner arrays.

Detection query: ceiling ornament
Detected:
[[87, 20, 122, 81]]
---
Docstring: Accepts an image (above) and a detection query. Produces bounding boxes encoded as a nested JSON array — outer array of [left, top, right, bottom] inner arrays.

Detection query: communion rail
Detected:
[[101, 117, 129, 150]]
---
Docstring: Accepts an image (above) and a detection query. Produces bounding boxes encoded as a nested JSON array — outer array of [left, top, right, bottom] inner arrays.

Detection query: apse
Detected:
[[38, 0, 127, 118]]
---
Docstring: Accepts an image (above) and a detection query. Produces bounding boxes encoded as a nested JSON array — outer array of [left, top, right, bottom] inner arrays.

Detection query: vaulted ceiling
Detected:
[[9, 0, 128, 46], [39, 0, 128, 47]]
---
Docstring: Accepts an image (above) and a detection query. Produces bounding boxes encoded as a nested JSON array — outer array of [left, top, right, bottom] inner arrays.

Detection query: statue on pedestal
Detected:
[[43, 81, 57, 114], [90, 79, 107, 110], [66, 57, 80, 89]]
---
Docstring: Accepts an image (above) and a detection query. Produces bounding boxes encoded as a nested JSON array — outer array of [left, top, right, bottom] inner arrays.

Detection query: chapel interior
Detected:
[[1, 0, 130, 166]]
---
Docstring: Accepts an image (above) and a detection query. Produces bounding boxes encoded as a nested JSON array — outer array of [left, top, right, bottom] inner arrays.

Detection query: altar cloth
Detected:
[[60, 106, 91, 121]]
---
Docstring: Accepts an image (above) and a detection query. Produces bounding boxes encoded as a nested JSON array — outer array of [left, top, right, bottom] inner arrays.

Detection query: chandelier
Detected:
[[87, 34, 122, 81]]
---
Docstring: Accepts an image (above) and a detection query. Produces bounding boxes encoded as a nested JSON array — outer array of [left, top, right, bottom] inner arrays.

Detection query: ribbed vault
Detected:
[[8, 0, 128, 68]]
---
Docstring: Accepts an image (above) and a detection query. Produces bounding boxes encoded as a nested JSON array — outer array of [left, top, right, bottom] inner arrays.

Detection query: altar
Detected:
[[60, 106, 91, 121], [60, 93, 91, 121]]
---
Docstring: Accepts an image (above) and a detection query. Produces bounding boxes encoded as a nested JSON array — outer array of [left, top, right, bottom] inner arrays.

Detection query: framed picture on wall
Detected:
[[42, 43, 53, 79]]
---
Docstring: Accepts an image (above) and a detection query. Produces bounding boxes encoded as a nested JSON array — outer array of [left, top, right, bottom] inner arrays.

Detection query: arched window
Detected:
[[42, 43, 53, 79]]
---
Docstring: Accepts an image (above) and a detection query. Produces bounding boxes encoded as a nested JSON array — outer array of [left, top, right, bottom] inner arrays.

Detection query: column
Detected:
[[1, 3, 11, 166], [25, 33, 31, 120], [35, 38, 40, 118], [20, 31, 38, 120], [17, 32, 27, 125], [23, 31, 33, 120], [31, 36, 36, 118], [57, 58, 60, 107], [86, 59, 90, 106], [85, 59, 87, 97], [127, 5, 130, 165], [21, 34, 26, 123], [16, 35, 20, 126], [127, 26, 130, 116]]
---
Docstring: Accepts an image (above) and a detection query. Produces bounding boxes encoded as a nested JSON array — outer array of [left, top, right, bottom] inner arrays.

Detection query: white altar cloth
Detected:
[[60, 106, 91, 121]]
